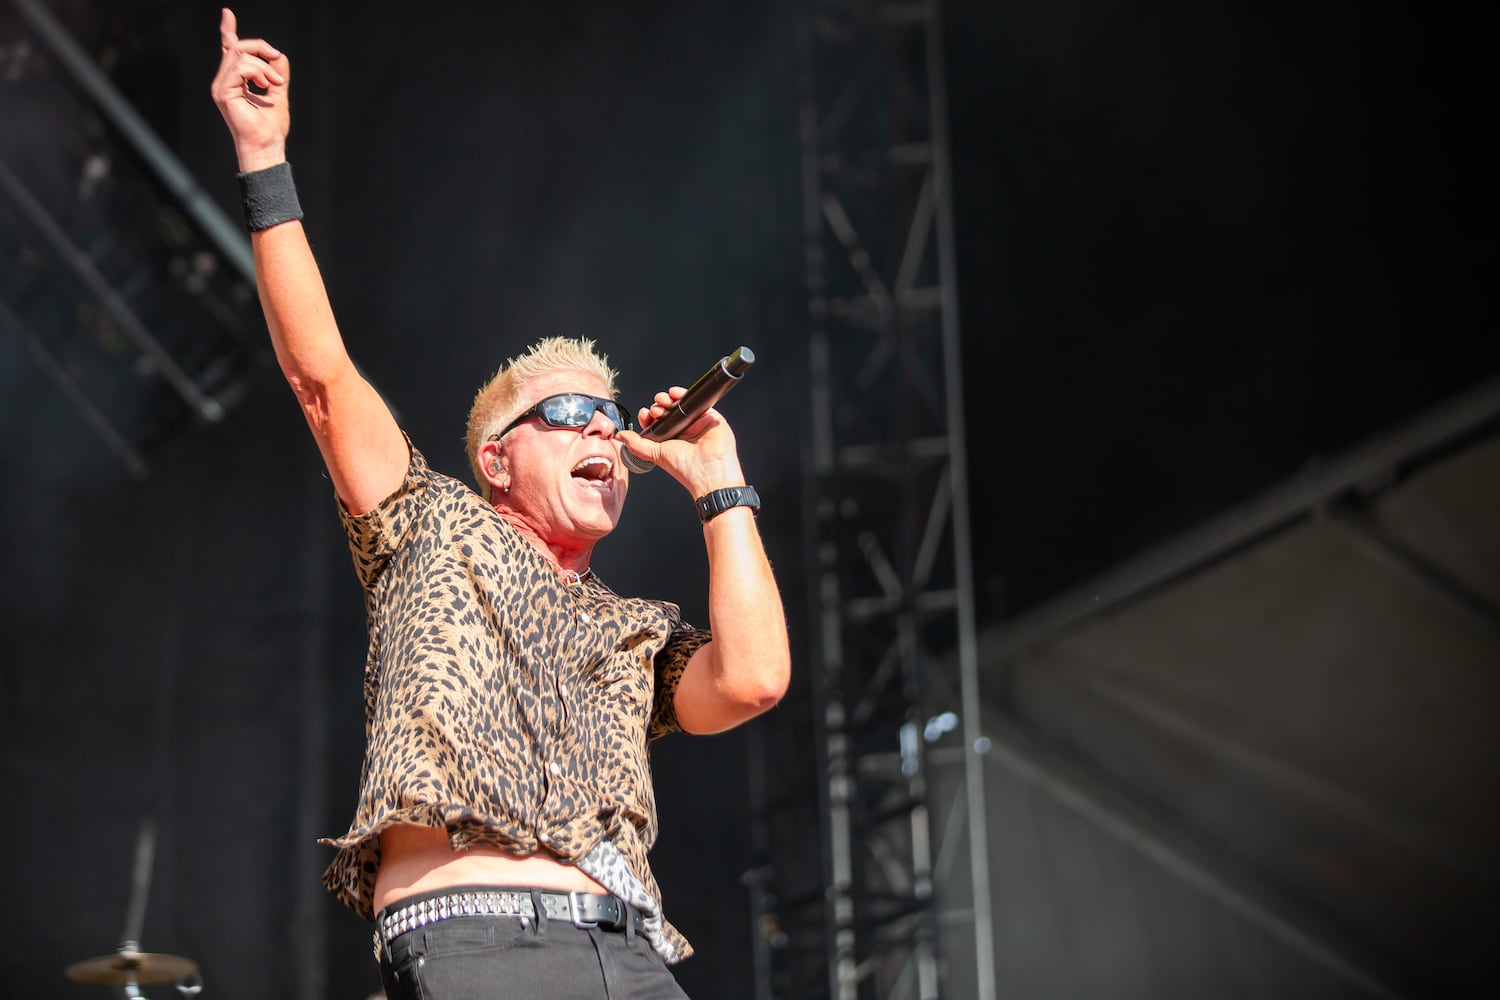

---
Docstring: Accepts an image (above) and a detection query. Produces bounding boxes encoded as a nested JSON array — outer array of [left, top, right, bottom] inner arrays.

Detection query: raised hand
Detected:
[[210, 7, 290, 171]]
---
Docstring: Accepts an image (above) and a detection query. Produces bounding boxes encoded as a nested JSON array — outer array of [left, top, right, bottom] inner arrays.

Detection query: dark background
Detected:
[[2, 1, 1494, 998]]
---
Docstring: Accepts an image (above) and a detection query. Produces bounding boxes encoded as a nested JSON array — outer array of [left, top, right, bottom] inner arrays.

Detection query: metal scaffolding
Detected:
[[1, 0, 267, 478], [748, 1, 994, 997]]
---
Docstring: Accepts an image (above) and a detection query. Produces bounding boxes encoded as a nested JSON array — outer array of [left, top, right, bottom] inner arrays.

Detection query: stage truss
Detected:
[[0, 0, 266, 479], [747, 2, 995, 998]]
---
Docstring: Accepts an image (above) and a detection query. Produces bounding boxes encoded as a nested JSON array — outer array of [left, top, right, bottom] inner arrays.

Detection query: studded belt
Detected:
[[374, 887, 644, 960]]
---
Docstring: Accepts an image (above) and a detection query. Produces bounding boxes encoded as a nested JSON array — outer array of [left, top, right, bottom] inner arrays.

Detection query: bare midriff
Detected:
[[373, 824, 609, 913]]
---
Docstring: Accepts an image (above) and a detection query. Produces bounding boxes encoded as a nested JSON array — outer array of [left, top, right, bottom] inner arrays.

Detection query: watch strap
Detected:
[[696, 485, 761, 523]]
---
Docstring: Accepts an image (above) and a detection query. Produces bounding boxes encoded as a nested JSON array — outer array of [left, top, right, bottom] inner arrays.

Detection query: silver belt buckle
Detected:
[[568, 890, 599, 929]]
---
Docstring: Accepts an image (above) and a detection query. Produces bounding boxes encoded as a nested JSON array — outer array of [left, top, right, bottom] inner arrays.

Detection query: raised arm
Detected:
[[211, 8, 406, 514], [621, 393, 791, 734]]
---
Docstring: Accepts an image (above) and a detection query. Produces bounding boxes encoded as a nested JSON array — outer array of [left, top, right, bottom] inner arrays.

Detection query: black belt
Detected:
[[375, 887, 643, 958]]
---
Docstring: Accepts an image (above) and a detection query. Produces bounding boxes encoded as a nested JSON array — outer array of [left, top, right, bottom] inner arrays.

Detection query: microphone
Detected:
[[620, 346, 755, 474]]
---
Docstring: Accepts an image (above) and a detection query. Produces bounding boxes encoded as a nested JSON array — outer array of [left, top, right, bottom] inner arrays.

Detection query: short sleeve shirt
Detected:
[[318, 442, 710, 962]]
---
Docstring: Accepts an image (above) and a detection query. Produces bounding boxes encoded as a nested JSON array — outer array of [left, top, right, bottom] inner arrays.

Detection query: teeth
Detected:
[[572, 456, 613, 481]]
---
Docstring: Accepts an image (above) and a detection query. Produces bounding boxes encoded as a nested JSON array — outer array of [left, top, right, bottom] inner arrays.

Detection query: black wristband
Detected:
[[696, 485, 761, 523], [237, 161, 304, 232]]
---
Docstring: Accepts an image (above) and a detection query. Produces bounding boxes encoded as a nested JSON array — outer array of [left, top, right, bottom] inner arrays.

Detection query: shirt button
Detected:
[[559, 683, 569, 696], [579, 611, 592, 623], [548, 761, 561, 776]]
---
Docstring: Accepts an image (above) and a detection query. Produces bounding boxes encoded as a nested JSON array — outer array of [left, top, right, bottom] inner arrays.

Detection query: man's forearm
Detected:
[[699, 509, 792, 718], [251, 219, 354, 397]]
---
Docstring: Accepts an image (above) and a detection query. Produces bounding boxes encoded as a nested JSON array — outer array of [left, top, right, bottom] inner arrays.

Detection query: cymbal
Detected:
[[65, 950, 198, 986]]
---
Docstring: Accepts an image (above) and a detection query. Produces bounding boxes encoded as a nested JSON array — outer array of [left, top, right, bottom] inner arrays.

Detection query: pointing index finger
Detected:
[[219, 7, 238, 49]]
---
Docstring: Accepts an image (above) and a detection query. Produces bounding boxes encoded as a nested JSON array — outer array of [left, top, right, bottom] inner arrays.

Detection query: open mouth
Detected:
[[571, 456, 616, 490]]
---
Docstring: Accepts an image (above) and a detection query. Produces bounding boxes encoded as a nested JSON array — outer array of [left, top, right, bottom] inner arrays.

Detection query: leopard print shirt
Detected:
[[318, 442, 710, 962]]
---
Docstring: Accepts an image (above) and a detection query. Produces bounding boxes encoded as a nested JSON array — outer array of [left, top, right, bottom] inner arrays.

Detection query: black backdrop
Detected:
[[2, 1, 1494, 998]]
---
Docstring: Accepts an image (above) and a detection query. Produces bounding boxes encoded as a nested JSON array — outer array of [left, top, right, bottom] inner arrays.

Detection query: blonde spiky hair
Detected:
[[463, 336, 622, 489]]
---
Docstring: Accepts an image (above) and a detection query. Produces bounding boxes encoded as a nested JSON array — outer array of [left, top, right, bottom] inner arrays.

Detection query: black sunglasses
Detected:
[[494, 393, 633, 439]]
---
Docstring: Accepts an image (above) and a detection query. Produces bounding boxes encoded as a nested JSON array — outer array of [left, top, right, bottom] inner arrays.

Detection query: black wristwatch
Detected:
[[696, 485, 761, 523]]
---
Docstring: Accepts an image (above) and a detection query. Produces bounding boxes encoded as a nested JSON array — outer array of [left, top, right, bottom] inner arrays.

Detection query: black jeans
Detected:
[[377, 900, 690, 1000]]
